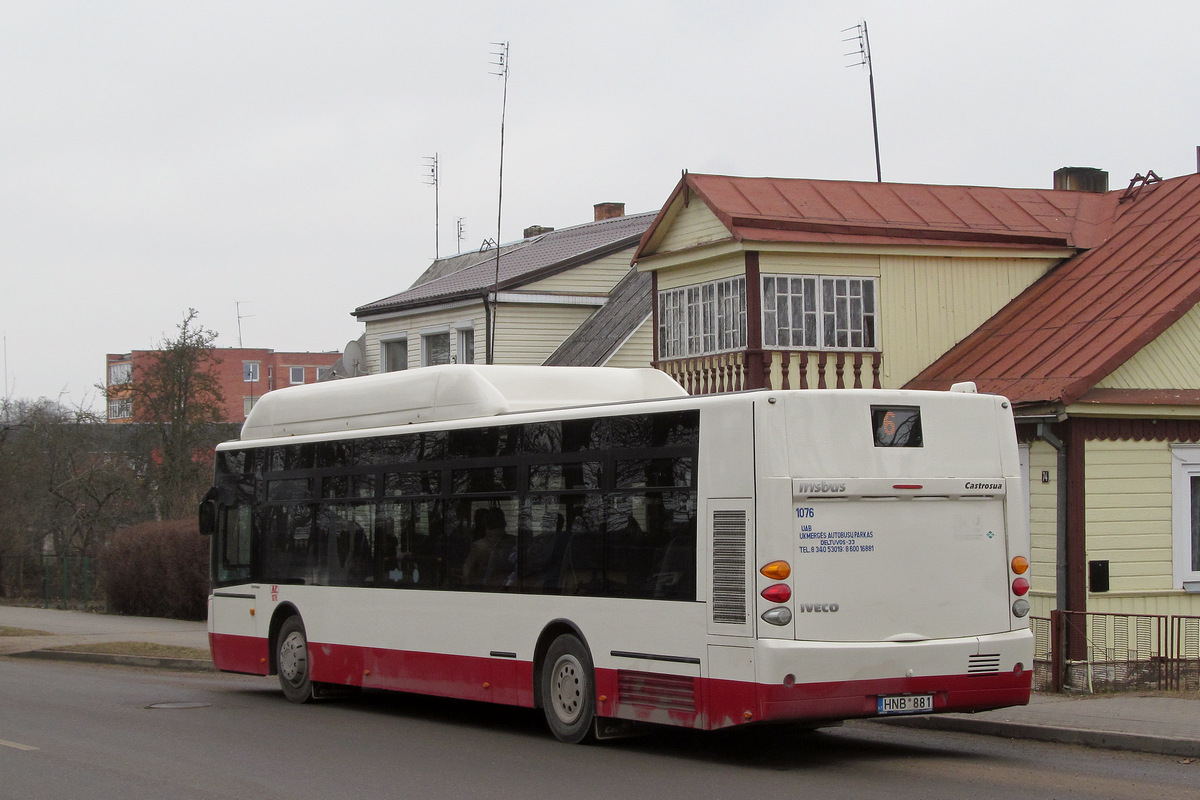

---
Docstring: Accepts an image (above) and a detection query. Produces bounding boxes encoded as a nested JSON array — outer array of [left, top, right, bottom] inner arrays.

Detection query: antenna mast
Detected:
[[487, 40, 509, 365], [424, 153, 440, 259], [235, 301, 254, 348], [456, 217, 467, 255], [844, 20, 882, 182]]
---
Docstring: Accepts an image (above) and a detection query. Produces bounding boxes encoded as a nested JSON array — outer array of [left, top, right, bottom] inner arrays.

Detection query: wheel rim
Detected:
[[550, 653, 585, 725], [279, 630, 308, 686]]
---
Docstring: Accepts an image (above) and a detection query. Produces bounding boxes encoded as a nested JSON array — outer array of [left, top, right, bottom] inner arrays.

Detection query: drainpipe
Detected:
[[1036, 421, 1069, 613]]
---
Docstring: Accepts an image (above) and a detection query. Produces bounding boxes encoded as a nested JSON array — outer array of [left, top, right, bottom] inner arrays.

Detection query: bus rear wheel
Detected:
[[540, 634, 595, 744], [277, 616, 313, 703]]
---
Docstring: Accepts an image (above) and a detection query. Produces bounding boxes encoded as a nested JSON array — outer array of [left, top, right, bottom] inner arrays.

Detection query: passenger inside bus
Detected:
[[462, 507, 515, 588]]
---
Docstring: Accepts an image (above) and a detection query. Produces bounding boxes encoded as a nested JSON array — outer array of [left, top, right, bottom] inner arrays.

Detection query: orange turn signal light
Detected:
[[1011, 556, 1030, 575], [760, 560, 791, 580]]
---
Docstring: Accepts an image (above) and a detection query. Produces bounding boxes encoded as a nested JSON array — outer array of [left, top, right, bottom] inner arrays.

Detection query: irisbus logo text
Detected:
[[795, 481, 847, 494]]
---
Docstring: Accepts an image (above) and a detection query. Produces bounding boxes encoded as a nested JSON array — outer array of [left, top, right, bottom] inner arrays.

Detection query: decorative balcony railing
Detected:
[[656, 350, 883, 395]]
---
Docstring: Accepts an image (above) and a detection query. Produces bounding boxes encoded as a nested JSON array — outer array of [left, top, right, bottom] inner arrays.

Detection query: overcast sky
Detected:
[[3, 1, 1199, 411]]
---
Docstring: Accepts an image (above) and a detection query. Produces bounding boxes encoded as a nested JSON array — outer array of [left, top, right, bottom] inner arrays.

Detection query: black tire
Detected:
[[276, 616, 313, 704], [540, 633, 595, 743]]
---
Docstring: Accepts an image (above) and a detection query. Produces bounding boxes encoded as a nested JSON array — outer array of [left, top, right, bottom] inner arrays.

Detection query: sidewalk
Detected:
[[876, 691, 1200, 759], [0, 604, 211, 670], [3, 605, 1198, 756]]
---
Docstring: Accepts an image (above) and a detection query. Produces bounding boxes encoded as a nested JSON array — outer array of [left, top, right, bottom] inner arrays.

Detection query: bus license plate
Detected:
[[877, 694, 934, 715]]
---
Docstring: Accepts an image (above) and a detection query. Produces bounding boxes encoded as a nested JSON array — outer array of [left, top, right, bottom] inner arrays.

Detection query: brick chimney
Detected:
[[593, 202, 625, 221], [523, 224, 554, 238], [1053, 167, 1109, 193]]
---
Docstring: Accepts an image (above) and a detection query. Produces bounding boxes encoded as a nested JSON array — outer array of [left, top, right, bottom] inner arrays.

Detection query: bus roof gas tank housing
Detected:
[[240, 365, 688, 440], [756, 389, 1023, 643]]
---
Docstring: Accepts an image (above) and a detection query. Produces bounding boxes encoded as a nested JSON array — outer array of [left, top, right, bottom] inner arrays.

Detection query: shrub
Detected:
[[100, 518, 208, 620]]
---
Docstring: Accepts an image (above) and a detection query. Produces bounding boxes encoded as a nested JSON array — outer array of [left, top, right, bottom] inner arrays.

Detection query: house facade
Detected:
[[105, 348, 340, 424], [632, 169, 1200, 620], [910, 171, 1200, 620], [353, 204, 656, 374]]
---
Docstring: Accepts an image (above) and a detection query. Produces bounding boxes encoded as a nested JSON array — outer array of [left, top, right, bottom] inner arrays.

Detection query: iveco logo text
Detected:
[[795, 481, 847, 494], [965, 482, 1003, 490], [798, 603, 840, 613]]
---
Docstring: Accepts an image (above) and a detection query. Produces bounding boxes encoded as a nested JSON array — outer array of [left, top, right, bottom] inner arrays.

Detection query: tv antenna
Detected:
[[487, 40, 510, 365], [424, 153, 440, 259], [843, 20, 882, 182], [235, 301, 254, 348], [456, 217, 467, 255]]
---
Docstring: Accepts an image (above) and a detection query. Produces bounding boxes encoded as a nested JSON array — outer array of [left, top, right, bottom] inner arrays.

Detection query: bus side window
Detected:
[[557, 497, 606, 595], [216, 505, 252, 585], [461, 503, 517, 590]]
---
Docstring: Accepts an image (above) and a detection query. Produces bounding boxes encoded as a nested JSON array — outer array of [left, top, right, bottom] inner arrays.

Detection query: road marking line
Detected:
[[0, 738, 40, 751]]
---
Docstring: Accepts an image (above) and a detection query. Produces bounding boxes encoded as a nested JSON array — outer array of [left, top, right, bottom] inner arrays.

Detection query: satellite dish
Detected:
[[343, 339, 364, 377]]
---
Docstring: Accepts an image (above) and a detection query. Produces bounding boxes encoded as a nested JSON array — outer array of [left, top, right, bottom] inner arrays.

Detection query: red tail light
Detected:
[[761, 583, 792, 603], [1011, 577, 1030, 596]]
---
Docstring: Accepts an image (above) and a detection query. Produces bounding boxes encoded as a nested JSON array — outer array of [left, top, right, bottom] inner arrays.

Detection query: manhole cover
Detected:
[[146, 702, 210, 710]]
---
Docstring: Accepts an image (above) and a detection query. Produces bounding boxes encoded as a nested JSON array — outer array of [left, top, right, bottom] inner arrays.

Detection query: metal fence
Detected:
[[0, 555, 101, 609], [1032, 611, 1200, 693]]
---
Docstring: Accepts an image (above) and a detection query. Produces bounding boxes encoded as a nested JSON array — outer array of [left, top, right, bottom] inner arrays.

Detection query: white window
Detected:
[[243, 362, 260, 382], [317, 367, 333, 381], [108, 362, 132, 386], [107, 398, 132, 420], [456, 327, 475, 365], [244, 396, 259, 417], [822, 276, 877, 349], [1170, 445, 1200, 591], [423, 332, 451, 366], [658, 277, 746, 358], [381, 338, 408, 372], [763, 274, 877, 350], [290, 366, 305, 385]]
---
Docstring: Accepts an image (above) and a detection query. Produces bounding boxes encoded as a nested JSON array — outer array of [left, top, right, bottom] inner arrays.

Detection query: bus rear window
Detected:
[[871, 406, 922, 448]]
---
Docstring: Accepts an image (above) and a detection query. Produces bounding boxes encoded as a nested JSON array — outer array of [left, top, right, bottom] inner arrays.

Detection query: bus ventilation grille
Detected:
[[968, 654, 1001, 674], [617, 671, 697, 713], [712, 509, 747, 624]]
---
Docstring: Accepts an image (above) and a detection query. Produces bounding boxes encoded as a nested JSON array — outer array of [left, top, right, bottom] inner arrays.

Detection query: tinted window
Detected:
[[237, 410, 700, 600]]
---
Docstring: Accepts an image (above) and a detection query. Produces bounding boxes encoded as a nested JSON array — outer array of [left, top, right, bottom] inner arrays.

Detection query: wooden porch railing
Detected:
[[656, 350, 883, 395]]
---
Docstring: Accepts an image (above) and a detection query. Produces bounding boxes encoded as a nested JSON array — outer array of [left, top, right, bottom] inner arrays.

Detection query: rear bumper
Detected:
[[698, 629, 1033, 729]]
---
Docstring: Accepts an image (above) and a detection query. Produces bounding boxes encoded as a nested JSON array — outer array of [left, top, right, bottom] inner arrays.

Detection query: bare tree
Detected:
[[0, 398, 142, 559], [125, 309, 226, 519]]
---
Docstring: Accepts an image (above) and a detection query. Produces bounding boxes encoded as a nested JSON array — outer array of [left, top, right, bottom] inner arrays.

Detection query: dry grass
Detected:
[[0, 626, 53, 637], [47, 641, 211, 660]]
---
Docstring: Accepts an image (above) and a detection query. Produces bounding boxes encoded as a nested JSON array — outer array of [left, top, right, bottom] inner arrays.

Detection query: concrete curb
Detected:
[[876, 714, 1200, 759], [9, 649, 216, 672]]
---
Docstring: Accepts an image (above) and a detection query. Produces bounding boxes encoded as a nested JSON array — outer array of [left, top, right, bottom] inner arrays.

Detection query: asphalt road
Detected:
[[1, 658, 1196, 800]]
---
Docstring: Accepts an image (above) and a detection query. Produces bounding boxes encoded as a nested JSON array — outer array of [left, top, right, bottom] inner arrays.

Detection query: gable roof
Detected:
[[543, 267, 652, 366], [355, 212, 656, 319], [635, 173, 1115, 258], [907, 172, 1200, 406]]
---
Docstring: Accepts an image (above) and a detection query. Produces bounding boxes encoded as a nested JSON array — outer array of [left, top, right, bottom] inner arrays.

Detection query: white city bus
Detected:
[[199, 365, 1033, 743]]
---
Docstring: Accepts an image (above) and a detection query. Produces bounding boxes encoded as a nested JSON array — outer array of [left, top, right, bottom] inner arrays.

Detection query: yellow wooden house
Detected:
[[633, 169, 1200, 623]]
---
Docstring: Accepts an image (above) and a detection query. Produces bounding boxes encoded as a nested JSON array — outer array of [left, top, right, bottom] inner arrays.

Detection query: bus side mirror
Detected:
[[198, 487, 218, 536]]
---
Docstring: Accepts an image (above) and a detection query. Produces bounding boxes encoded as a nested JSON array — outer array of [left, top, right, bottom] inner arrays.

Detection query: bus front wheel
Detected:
[[277, 616, 313, 703], [540, 634, 595, 743]]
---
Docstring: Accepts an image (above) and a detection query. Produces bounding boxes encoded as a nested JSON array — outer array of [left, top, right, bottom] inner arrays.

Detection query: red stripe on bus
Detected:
[[209, 632, 269, 676], [211, 635, 1030, 731]]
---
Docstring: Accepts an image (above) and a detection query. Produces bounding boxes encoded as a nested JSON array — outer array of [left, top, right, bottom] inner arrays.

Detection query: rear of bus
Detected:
[[711, 386, 1032, 726]]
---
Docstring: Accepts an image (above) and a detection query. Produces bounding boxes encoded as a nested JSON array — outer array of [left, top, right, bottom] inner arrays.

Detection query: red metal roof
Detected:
[[907, 172, 1200, 406], [636, 173, 1117, 257]]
